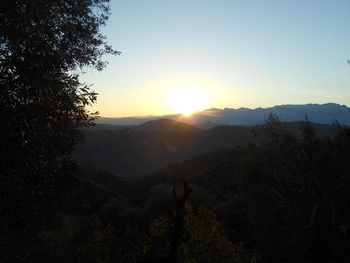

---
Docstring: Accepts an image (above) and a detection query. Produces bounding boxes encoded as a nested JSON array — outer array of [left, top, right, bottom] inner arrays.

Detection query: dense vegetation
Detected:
[[28, 120, 349, 262]]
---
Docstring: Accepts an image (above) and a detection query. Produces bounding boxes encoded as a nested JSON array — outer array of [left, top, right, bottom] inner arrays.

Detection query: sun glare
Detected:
[[167, 86, 207, 116]]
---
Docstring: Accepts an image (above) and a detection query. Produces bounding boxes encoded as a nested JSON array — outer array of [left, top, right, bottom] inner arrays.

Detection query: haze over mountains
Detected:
[[97, 103, 350, 128], [77, 103, 348, 177]]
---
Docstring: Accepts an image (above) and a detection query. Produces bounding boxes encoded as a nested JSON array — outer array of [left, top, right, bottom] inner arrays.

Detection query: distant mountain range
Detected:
[[96, 103, 350, 128], [77, 117, 339, 177]]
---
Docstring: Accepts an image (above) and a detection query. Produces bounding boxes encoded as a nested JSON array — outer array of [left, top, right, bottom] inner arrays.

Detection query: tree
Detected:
[[144, 203, 252, 263], [0, 1, 118, 261], [239, 127, 350, 263], [298, 114, 315, 142]]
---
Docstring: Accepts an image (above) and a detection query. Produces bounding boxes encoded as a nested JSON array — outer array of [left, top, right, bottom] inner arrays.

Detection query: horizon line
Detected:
[[97, 102, 349, 119]]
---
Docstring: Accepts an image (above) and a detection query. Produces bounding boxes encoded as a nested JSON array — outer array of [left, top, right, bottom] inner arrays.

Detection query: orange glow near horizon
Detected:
[[89, 75, 233, 118]]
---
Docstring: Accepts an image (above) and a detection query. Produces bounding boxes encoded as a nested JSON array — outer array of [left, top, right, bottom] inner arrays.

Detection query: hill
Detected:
[[76, 118, 338, 177], [123, 127, 350, 262], [67, 123, 350, 263]]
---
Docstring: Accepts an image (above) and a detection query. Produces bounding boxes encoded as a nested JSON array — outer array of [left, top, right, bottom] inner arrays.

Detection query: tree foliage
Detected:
[[0, 1, 118, 261], [144, 203, 254, 263], [39, 216, 117, 263]]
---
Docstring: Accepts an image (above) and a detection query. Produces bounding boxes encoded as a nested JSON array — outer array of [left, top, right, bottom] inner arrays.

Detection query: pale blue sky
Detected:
[[82, 0, 350, 117]]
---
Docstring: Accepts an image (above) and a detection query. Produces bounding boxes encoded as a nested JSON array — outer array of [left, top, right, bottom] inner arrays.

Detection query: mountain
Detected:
[[96, 103, 350, 128], [95, 116, 157, 126], [77, 119, 201, 176], [136, 118, 199, 132], [76, 118, 338, 177]]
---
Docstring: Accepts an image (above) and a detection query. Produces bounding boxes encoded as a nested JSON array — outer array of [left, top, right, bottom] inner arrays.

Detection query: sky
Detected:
[[81, 0, 350, 117]]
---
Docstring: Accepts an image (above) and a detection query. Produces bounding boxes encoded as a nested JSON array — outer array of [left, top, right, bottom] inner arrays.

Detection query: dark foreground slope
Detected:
[[66, 125, 350, 263], [134, 125, 350, 261]]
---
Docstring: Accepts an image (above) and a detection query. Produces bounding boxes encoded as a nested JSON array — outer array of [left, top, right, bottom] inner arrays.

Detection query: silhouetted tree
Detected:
[[263, 112, 284, 139], [298, 114, 315, 142], [140, 183, 192, 263], [0, 1, 118, 261]]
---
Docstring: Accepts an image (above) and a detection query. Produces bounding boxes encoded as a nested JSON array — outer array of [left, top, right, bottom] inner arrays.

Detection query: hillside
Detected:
[[78, 127, 350, 263], [76, 118, 338, 176]]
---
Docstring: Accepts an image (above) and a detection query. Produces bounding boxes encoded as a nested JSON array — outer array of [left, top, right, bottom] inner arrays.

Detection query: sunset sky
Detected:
[[81, 0, 350, 117]]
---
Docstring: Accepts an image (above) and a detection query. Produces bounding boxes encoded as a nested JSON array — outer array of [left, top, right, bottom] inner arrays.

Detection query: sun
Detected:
[[167, 86, 207, 116]]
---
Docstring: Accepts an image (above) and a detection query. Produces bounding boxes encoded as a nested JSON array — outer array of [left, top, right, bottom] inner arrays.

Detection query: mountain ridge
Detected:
[[96, 103, 350, 127]]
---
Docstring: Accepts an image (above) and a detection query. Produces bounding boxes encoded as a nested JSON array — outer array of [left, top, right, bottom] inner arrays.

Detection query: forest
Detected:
[[1, 1, 350, 262]]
